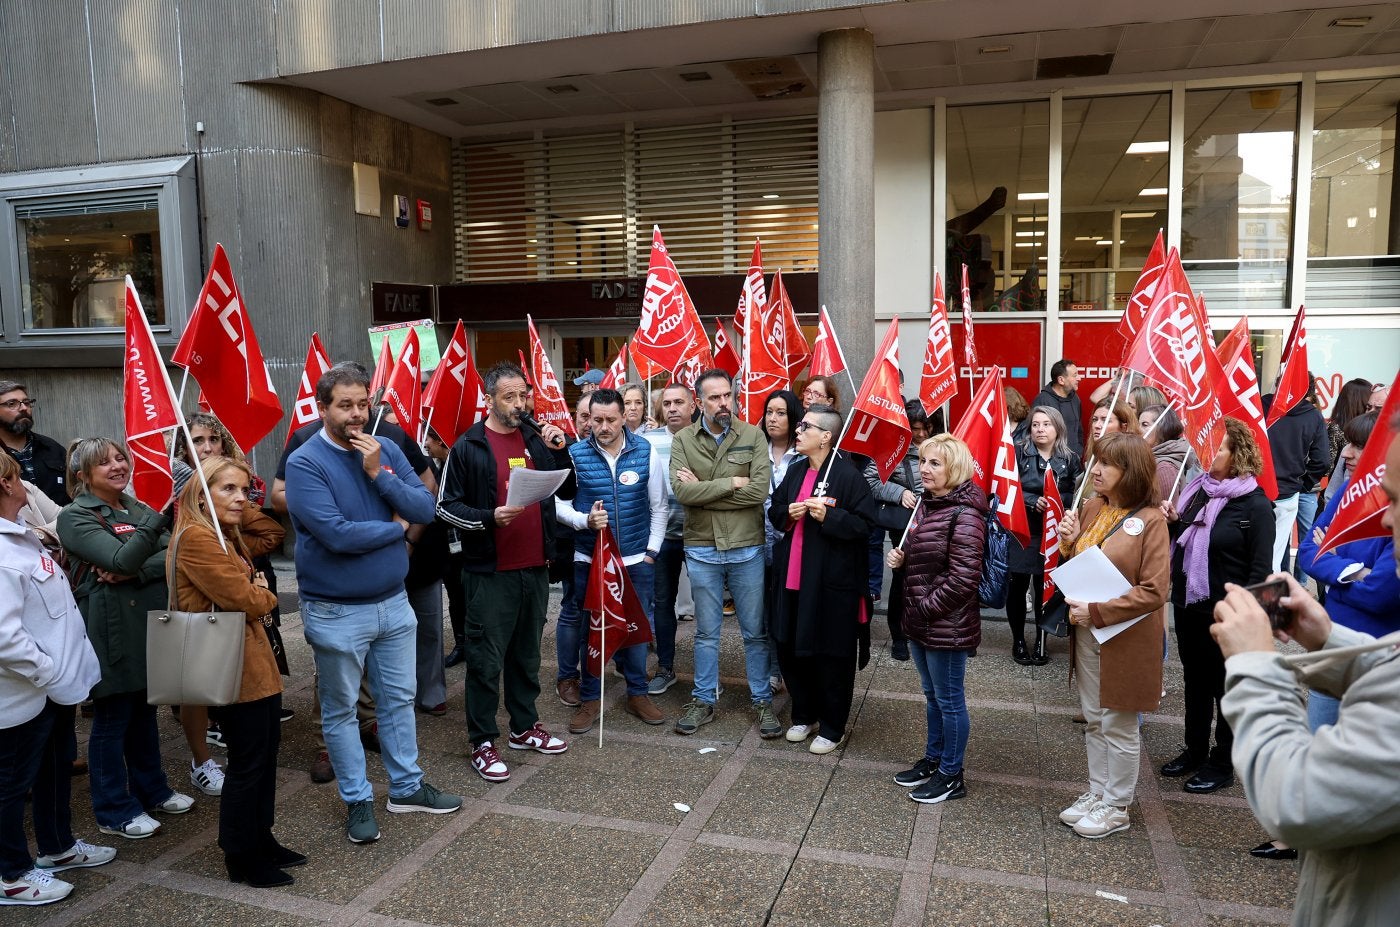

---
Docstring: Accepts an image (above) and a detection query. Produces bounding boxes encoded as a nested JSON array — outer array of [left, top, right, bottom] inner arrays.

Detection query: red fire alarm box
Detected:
[[417, 200, 432, 231]]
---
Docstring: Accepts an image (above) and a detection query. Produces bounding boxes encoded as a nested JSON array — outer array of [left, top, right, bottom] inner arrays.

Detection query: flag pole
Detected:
[[1140, 399, 1176, 442], [896, 499, 922, 549], [824, 306, 859, 399], [172, 413, 228, 553], [1167, 454, 1189, 504], [597, 605, 606, 750]]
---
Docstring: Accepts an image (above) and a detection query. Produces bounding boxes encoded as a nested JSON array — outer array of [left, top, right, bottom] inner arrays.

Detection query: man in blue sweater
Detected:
[[286, 365, 461, 844]]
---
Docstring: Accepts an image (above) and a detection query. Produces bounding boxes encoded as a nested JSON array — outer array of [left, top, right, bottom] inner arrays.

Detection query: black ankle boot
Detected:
[[1012, 639, 1032, 665], [444, 640, 465, 668], [1031, 630, 1049, 666], [226, 853, 295, 887], [264, 840, 308, 868]]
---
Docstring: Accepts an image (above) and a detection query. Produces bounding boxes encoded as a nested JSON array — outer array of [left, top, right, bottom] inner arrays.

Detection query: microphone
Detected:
[[519, 412, 566, 449]]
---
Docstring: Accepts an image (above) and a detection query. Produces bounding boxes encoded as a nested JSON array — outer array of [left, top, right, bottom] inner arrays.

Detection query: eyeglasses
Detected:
[[795, 421, 826, 434], [0, 398, 36, 411], [801, 389, 826, 400]]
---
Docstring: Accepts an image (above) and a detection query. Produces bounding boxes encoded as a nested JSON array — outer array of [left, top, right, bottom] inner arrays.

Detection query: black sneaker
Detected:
[[909, 770, 966, 804], [893, 757, 938, 788]]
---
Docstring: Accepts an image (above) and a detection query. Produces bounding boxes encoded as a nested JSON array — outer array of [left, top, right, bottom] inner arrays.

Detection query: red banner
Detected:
[[960, 263, 978, 369], [953, 367, 1031, 546], [584, 526, 654, 677], [369, 336, 394, 399], [383, 328, 423, 442], [1041, 463, 1065, 605], [738, 287, 790, 425], [946, 320, 1043, 427], [1118, 230, 1166, 349], [599, 342, 629, 391], [286, 333, 331, 446], [1266, 305, 1310, 427], [422, 320, 486, 448], [1314, 372, 1399, 558], [770, 270, 810, 379], [123, 278, 181, 511], [809, 306, 845, 378], [170, 243, 282, 452], [920, 270, 957, 415], [712, 319, 741, 378], [635, 227, 705, 374], [1214, 317, 1279, 500], [733, 239, 767, 333], [527, 315, 578, 438], [839, 319, 910, 481]]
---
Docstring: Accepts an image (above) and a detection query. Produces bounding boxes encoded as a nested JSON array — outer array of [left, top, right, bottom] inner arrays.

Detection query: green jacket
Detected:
[[669, 417, 772, 551], [56, 492, 170, 699]]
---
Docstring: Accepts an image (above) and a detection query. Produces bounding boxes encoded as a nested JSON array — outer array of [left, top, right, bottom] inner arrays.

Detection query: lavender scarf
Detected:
[[1175, 472, 1258, 605]]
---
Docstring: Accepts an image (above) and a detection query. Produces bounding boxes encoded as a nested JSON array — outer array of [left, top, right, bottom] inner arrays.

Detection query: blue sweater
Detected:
[[286, 430, 436, 604], [1298, 478, 1400, 639]]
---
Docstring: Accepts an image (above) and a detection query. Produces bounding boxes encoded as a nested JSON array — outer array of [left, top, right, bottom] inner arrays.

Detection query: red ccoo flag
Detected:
[[171, 243, 283, 452], [1313, 372, 1400, 559], [738, 287, 790, 424], [286, 333, 332, 445], [769, 270, 810, 379], [1266, 305, 1310, 427], [635, 227, 705, 375], [712, 319, 741, 378], [599, 341, 630, 391], [809, 305, 846, 378], [959, 264, 978, 369], [920, 270, 958, 415], [733, 239, 767, 333], [422, 321, 487, 448], [123, 277, 182, 511], [1120, 249, 1224, 469], [839, 319, 911, 481], [584, 526, 654, 677], [953, 368, 1031, 546], [369, 335, 394, 400], [526, 315, 578, 438], [1040, 462, 1065, 606], [1118, 230, 1166, 349], [383, 327, 423, 442], [1214, 317, 1278, 499]]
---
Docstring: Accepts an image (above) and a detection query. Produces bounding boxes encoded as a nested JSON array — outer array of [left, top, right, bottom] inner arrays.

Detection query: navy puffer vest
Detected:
[[570, 431, 654, 558]]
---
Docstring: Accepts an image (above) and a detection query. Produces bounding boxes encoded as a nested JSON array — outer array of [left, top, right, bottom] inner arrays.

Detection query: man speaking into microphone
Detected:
[[437, 361, 576, 783]]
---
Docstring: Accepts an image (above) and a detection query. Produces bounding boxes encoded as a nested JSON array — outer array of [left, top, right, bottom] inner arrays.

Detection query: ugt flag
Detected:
[[1266, 305, 1311, 427], [1040, 463, 1065, 605], [920, 270, 957, 415], [1213, 317, 1278, 499], [953, 367, 1030, 546], [635, 227, 705, 375], [584, 526, 653, 677], [527, 315, 577, 438]]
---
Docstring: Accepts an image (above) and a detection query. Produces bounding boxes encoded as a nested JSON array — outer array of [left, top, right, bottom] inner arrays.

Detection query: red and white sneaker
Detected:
[[0, 868, 72, 906], [507, 723, 568, 755], [471, 741, 510, 782]]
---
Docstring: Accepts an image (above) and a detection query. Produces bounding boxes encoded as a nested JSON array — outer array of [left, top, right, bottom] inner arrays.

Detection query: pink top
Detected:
[[785, 469, 819, 590]]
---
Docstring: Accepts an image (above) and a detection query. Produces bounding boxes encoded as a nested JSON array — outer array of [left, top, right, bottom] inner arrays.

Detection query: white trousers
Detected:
[[1272, 492, 1300, 573], [1075, 628, 1142, 808]]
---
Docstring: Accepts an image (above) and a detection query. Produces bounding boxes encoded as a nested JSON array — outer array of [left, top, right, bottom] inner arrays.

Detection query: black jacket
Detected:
[[436, 420, 575, 573], [1169, 486, 1276, 609], [1008, 444, 1082, 574], [5, 432, 69, 507], [1027, 386, 1084, 456], [1264, 399, 1329, 497]]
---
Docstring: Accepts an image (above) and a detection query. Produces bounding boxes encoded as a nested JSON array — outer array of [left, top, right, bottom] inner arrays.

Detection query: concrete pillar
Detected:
[[818, 28, 875, 389]]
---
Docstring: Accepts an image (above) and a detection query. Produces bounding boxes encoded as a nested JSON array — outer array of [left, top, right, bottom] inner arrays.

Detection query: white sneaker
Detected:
[[0, 867, 72, 906], [1072, 801, 1131, 839], [153, 791, 195, 815], [35, 839, 116, 872], [98, 812, 160, 839], [1058, 791, 1101, 826], [190, 758, 225, 796], [785, 723, 817, 743], [809, 735, 844, 755]]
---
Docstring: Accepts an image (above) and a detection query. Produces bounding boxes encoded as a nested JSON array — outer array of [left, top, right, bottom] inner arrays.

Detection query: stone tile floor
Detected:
[[15, 565, 1298, 927]]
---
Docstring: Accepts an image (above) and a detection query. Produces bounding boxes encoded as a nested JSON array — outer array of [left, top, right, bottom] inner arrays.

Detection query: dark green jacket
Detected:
[[56, 492, 169, 699]]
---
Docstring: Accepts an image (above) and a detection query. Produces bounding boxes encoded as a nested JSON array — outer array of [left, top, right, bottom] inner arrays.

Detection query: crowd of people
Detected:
[[1, 359, 1398, 924]]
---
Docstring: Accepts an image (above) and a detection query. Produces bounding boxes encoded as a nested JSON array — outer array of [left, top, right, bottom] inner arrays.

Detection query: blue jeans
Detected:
[[88, 691, 174, 829], [555, 567, 581, 682], [408, 580, 446, 709], [1307, 690, 1340, 732], [566, 559, 654, 700], [1294, 492, 1319, 580], [909, 643, 970, 775], [302, 590, 423, 805], [651, 537, 685, 672], [687, 547, 771, 705]]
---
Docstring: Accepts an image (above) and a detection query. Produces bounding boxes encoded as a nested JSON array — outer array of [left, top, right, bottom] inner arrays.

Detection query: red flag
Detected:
[[1118, 230, 1166, 348], [635, 227, 705, 374], [383, 328, 423, 442], [123, 278, 182, 511], [170, 243, 282, 452], [1120, 249, 1224, 468], [769, 270, 810, 379], [286, 333, 332, 445], [959, 264, 978, 369], [1266, 306, 1310, 427], [953, 368, 1031, 546], [1214, 318, 1279, 499], [369, 335, 394, 399], [920, 271, 957, 415], [839, 320, 911, 481], [634, 352, 662, 382], [1040, 464, 1065, 606], [738, 287, 790, 424], [526, 315, 577, 438], [422, 321, 487, 448], [809, 306, 846, 378], [599, 342, 629, 391], [1314, 372, 1400, 558], [584, 526, 653, 677], [733, 239, 767, 332], [712, 319, 741, 378]]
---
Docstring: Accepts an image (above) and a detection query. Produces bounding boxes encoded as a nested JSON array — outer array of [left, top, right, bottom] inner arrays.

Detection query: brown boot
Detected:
[[625, 695, 665, 725], [568, 700, 601, 734], [556, 678, 581, 708], [309, 750, 334, 783]]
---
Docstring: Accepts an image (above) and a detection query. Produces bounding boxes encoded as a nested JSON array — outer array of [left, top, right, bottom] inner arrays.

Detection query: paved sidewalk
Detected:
[[16, 571, 1297, 927]]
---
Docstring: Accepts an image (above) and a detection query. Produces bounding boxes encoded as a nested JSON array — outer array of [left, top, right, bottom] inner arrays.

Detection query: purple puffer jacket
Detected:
[[900, 479, 989, 651]]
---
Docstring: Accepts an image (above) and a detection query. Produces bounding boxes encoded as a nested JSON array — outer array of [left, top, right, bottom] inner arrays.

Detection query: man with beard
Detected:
[[285, 365, 462, 845], [0, 381, 68, 506], [437, 361, 575, 783]]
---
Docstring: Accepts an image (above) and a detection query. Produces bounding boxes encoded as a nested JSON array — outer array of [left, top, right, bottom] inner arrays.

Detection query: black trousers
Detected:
[[210, 693, 282, 858], [0, 701, 75, 880], [1006, 571, 1044, 643], [1175, 604, 1232, 765], [886, 567, 908, 646], [776, 640, 857, 742], [445, 553, 467, 646]]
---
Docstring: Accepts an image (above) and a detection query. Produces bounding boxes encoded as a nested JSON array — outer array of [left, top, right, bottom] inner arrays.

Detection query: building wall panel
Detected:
[[381, 0, 497, 60], [496, 0, 612, 46], [276, 0, 381, 75], [177, 0, 280, 151], [89, 0, 189, 161], [2, 2, 100, 169], [613, 0, 752, 32]]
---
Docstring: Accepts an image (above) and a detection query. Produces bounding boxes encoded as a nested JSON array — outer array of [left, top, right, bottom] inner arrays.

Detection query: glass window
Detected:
[[1306, 78, 1400, 308], [946, 101, 1049, 311], [1060, 93, 1171, 313], [16, 193, 164, 329], [1181, 85, 1298, 310]]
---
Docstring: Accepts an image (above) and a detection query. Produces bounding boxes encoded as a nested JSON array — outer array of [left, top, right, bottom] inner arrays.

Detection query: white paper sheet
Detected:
[[1090, 614, 1147, 645], [505, 468, 570, 507], [1049, 548, 1148, 645]]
